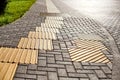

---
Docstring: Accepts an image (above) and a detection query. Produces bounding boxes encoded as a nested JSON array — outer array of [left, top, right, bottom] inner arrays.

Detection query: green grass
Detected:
[[0, 0, 35, 26]]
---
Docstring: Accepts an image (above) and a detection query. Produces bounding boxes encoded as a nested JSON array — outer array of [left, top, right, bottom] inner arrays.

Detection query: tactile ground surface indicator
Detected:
[[28, 31, 57, 39], [0, 47, 38, 64], [18, 38, 53, 50], [68, 39, 110, 63], [0, 63, 17, 80]]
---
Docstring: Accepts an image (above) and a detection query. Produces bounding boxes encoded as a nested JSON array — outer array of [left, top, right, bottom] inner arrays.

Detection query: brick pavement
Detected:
[[0, 0, 119, 80]]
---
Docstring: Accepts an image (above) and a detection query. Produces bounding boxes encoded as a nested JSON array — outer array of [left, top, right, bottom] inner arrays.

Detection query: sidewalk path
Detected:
[[0, 0, 119, 80]]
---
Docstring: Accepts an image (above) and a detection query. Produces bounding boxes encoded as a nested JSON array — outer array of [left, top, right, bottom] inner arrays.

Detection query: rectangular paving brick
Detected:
[[38, 59, 46, 66], [83, 66, 100, 70], [101, 66, 112, 74], [88, 74, 99, 80], [68, 73, 88, 78], [59, 77, 79, 80], [48, 64, 65, 68], [58, 69, 67, 77], [73, 62, 83, 69], [95, 70, 107, 78], [38, 75, 47, 80], [66, 65, 75, 72], [38, 67, 56, 71], [48, 72, 58, 80]]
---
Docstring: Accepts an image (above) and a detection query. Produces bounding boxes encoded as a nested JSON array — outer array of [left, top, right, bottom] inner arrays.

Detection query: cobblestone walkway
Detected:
[[0, 0, 119, 80]]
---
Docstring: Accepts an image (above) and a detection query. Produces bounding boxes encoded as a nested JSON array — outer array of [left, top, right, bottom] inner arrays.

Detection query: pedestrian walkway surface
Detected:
[[0, 0, 120, 80]]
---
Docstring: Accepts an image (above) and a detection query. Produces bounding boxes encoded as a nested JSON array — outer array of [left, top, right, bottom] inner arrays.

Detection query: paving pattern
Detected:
[[0, 0, 119, 80], [0, 63, 17, 80]]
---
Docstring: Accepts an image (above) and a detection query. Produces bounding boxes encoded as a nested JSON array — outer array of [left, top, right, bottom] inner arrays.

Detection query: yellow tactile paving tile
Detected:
[[0, 47, 38, 64], [36, 27, 60, 33], [46, 16, 63, 20], [0, 63, 17, 80], [41, 23, 62, 28], [28, 31, 57, 40], [18, 38, 53, 50], [45, 20, 64, 24], [77, 34, 103, 41], [68, 47, 110, 63], [74, 40, 107, 50]]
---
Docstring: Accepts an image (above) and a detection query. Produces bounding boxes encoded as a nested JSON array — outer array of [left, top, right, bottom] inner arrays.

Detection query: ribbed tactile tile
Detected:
[[77, 34, 103, 41], [41, 23, 62, 28], [46, 16, 63, 20], [28, 31, 57, 40], [74, 40, 107, 50], [0, 63, 17, 80], [18, 38, 53, 50], [68, 47, 110, 63], [0, 47, 38, 64], [45, 20, 63, 24], [36, 27, 60, 33]]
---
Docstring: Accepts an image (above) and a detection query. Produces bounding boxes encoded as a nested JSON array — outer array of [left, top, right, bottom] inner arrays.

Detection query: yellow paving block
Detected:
[[18, 38, 53, 50], [0, 47, 38, 64], [0, 63, 17, 80], [68, 47, 110, 63], [46, 16, 63, 20], [36, 27, 60, 33], [28, 31, 57, 40], [45, 20, 63, 24]]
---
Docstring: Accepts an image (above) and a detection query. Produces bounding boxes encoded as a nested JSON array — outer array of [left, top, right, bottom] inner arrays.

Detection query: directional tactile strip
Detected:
[[77, 34, 103, 41], [68, 47, 110, 63], [68, 39, 110, 63], [36, 27, 60, 33], [28, 31, 57, 39], [0, 63, 17, 80], [74, 40, 107, 50], [0, 47, 38, 64], [18, 38, 53, 50], [45, 20, 64, 24], [46, 16, 63, 20], [41, 23, 62, 28]]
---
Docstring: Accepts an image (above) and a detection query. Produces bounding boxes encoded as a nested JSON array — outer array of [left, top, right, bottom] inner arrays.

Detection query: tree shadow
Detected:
[[0, 0, 7, 15]]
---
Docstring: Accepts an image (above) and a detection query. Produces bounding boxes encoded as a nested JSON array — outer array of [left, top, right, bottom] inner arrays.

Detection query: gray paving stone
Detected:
[[83, 66, 100, 70], [59, 77, 79, 80], [38, 59, 46, 67], [68, 73, 88, 78], [58, 68, 67, 77], [37, 75, 47, 80], [95, 70, 107, 78], [77, 70, 94, 74], [14, 78, 25, 80], [88, 74, 99, 80], [80, 78, 89, 80], [48, 64, 65, 68], [16, 66, 27, 74], [66, 65, 75, 72], [73, 62, 83, 69], [55, 54, 63, 61], [101, 67, 112, 74], [47, 57, 55, 63], [48, 72, 58, 80], [56, 61, 72, 65], [28, 64, 37, 70], [27, 70, 47, 75], [15, 74, 37, 79], [38, 67, 56, 71]]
